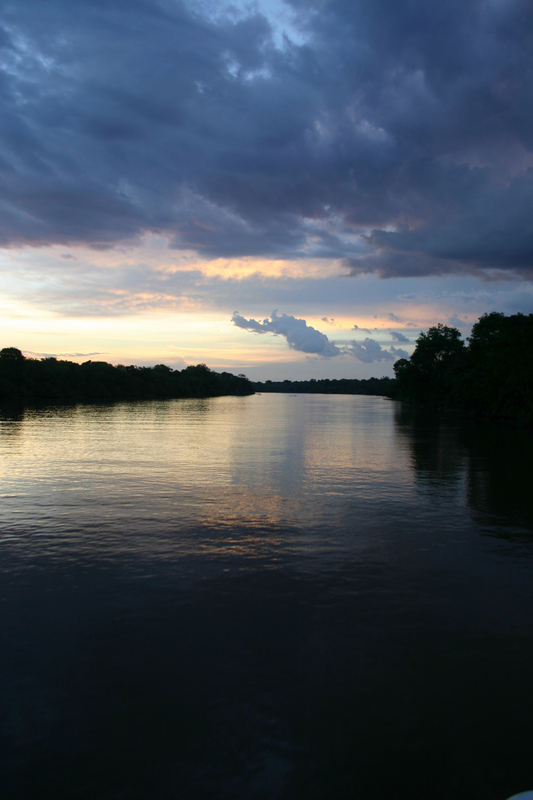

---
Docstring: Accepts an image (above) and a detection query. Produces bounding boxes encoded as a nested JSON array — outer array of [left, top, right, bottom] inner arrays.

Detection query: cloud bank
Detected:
[[232, 311, 408, 362], [0, 0, 532, 280]]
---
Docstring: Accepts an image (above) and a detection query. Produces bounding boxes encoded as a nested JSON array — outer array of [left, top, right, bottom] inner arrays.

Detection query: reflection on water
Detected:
[[1, 395, 533, 799], [0, 395, 415, 567], [395, 403, 533, 538]]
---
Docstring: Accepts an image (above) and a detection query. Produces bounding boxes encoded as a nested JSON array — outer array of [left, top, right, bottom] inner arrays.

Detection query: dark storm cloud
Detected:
[[232, 310, 402, 362], [1, 0, 533, 277]]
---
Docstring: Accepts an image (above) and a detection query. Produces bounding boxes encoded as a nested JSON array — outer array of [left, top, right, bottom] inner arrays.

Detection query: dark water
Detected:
[[1, 394, 532, 799]]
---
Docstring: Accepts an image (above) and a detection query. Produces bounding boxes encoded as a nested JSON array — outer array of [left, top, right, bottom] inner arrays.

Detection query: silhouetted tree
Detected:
[[0, 347, 26, 402], [394, 313, 533, 421], [465, 312, 533, 418], [0, 351, 254, 407], [410, 324, 464, 375], [394, 324, 465, 405], [0, 347, 25, 361]]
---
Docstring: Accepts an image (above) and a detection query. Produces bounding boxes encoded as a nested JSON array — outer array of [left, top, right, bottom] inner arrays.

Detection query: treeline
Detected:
[[394, 312, 533, 421], [253, 376, 395, 396], [0, 348, 253, 406]]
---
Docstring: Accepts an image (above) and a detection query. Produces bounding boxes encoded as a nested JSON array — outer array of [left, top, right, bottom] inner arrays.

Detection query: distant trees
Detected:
[[253, 376, 395, 396], [5, 312, 531, 420], [394, 312, 533, 421], [0, 352, 254, 407]]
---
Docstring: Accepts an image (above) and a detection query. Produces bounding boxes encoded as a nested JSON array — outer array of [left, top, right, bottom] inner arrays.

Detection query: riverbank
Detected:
[[0, 348, 253, 405]]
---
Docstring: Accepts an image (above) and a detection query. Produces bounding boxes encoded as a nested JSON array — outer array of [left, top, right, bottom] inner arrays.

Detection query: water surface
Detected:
[[1, 394, 532, 799]]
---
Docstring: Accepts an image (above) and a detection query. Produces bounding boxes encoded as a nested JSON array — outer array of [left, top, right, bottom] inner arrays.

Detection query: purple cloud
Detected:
[[0, 0, 530, 280]]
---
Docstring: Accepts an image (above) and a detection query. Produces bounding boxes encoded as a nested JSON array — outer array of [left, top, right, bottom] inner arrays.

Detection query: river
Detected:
[[1, 393, 532, 799]]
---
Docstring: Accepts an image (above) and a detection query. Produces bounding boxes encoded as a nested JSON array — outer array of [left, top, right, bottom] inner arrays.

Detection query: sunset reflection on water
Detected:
[[1, 394, 533, 799]]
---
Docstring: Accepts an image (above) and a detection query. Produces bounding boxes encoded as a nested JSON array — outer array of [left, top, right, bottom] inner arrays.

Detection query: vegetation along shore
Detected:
[[0, 349, 253, 405], [1, 312, 531, 419], [394, 312, 533, 422]]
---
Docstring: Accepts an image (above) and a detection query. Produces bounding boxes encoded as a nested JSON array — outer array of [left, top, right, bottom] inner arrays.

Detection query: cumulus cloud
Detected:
[[345, 339, 395, 363], [391, 331, 410, 343], [232, 310, 342, 357], [389, 345, 410, 360], [232, 310, 404, 362], [0, 0, 531, 279]]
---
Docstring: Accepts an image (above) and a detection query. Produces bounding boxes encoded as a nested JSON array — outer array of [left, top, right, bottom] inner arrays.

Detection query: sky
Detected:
[[1, 0, 532, 380]]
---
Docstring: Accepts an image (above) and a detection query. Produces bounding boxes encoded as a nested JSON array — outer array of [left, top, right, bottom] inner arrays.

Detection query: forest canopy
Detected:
[[0, 351, 253, 406], [394, 312, 533, 421], [2, 311, 531, 418]]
